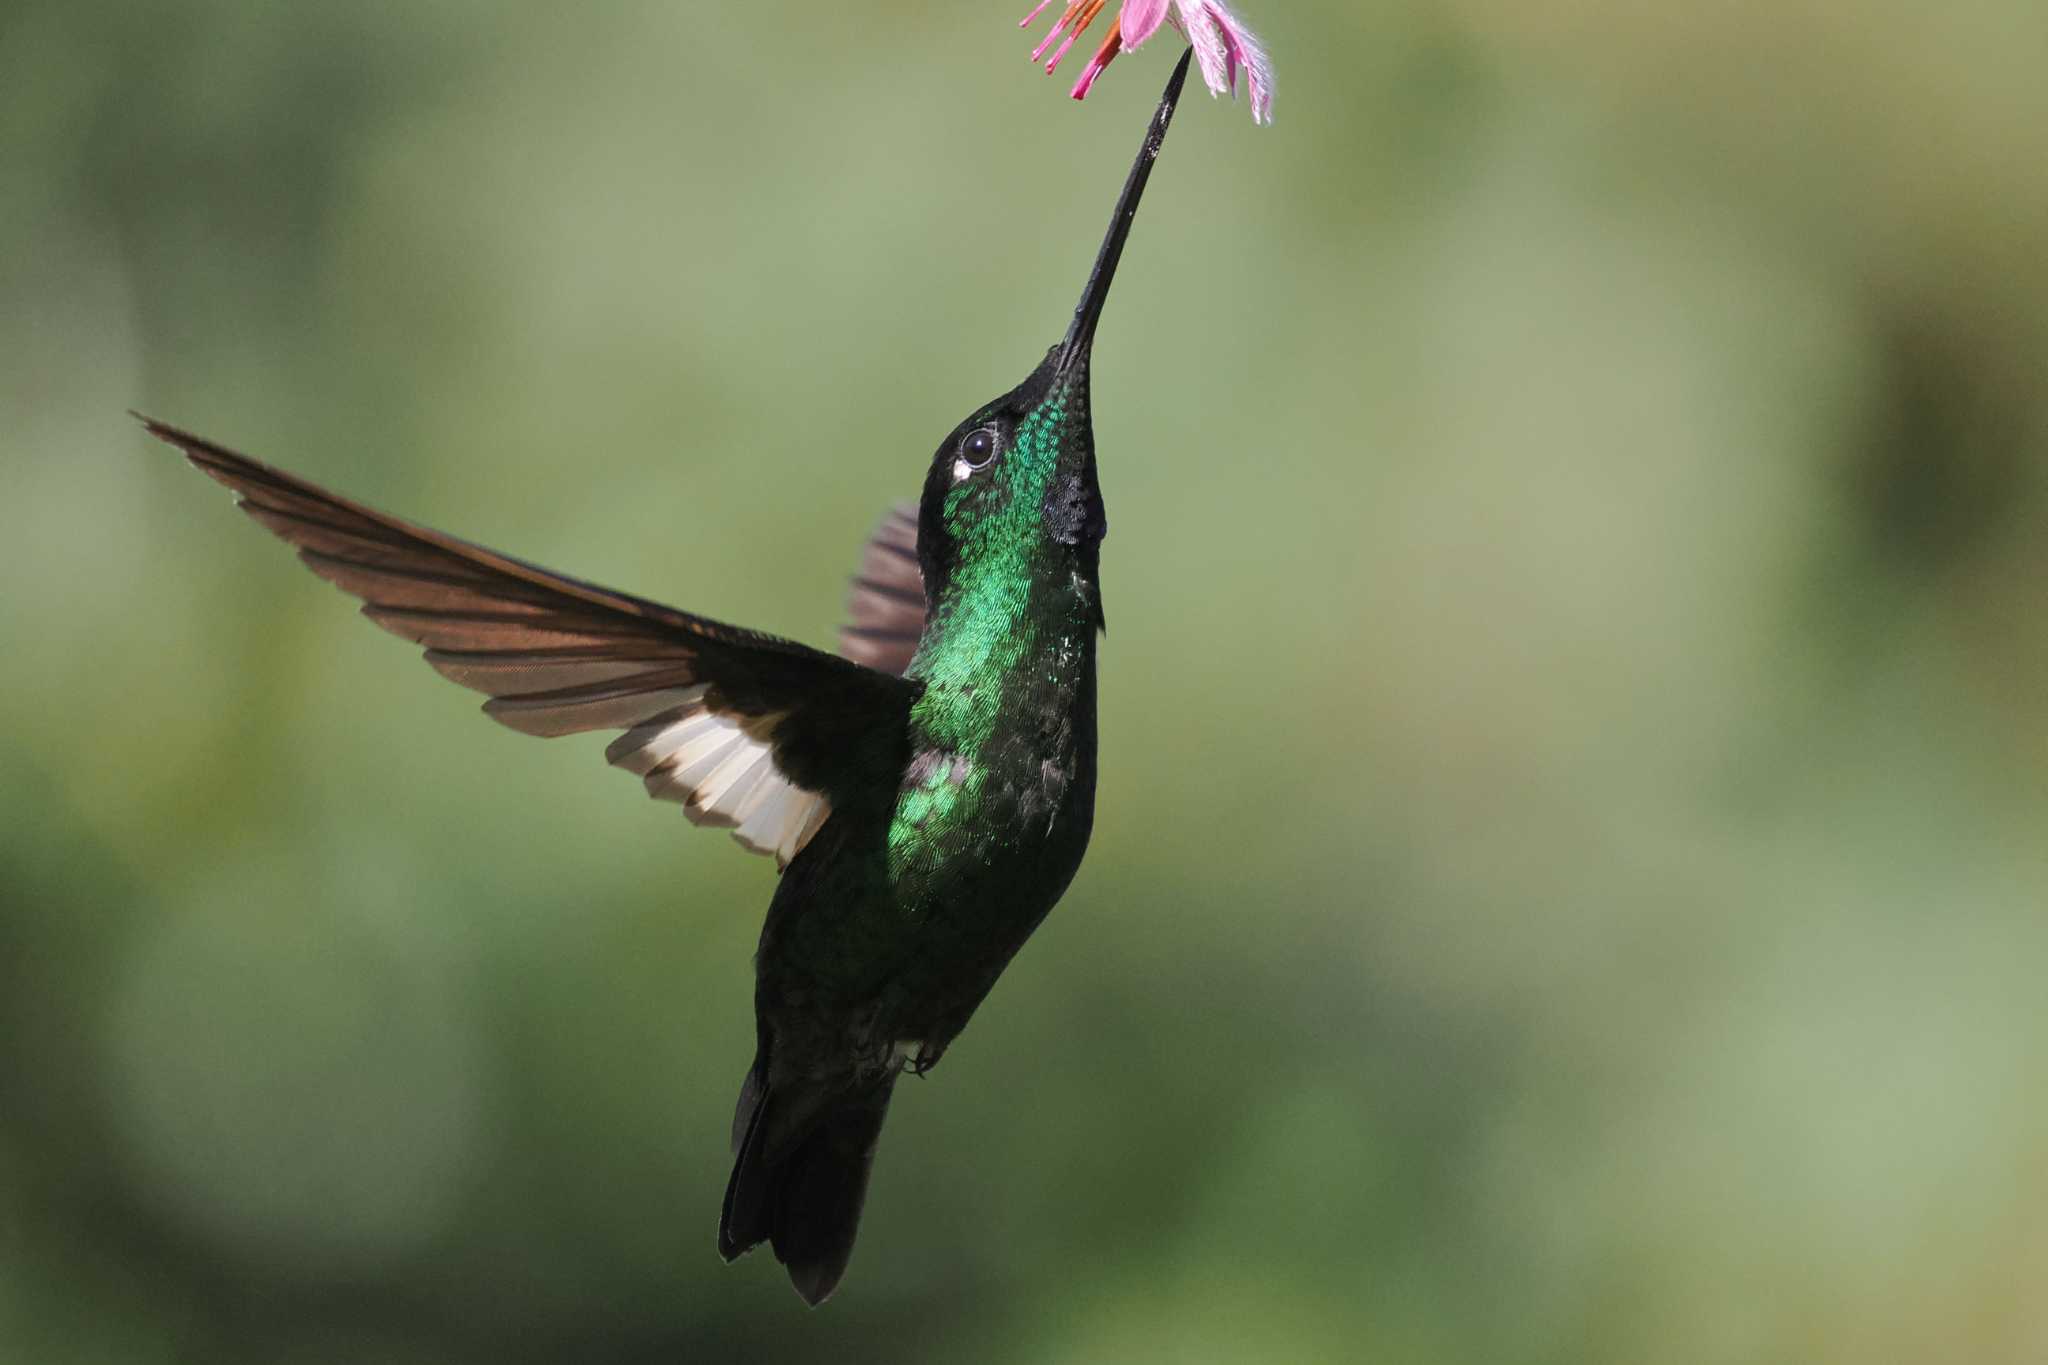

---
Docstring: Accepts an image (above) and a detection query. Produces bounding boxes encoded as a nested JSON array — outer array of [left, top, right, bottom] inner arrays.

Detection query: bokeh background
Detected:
[[5, 1, 2048, 1360]]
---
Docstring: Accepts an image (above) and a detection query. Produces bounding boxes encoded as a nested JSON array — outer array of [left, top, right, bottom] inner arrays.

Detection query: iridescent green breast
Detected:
[[886, 386, 1098, 892]]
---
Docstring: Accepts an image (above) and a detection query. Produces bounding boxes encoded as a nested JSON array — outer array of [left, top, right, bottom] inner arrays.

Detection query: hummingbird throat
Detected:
[[916, 385, 1096, 736], [886, 385, 1100, 879]]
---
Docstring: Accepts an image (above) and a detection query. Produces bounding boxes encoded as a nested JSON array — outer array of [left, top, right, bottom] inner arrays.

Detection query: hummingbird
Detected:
[[141, 50, 1193, 1306]]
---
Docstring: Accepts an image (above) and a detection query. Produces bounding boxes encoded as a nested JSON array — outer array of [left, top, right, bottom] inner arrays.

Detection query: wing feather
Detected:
[[144, 416, 913, 869], [836, 503, 926, 676]]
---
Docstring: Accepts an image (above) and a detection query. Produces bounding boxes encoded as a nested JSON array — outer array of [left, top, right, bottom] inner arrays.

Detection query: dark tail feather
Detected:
[[719, 1063, 896, 1307]]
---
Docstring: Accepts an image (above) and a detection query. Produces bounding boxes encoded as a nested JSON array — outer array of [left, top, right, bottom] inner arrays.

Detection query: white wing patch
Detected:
[[605, 703, 831, 868], [458, 662, 831, 869]]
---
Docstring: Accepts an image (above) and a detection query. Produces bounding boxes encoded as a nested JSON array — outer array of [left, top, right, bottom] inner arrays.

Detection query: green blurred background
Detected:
[[6, 1, 2048, 1360]]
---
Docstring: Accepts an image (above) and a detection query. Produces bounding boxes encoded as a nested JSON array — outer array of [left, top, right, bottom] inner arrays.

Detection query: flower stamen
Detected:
[[1027, 3, 1081, 63], [1068, 18, 1124, 101], [1026, 0, 1111, 73]]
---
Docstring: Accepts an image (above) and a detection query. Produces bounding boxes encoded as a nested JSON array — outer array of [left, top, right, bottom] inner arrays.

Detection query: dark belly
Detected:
[[878, 801, 1094, 1040], [754, 755, 1096, 1071]]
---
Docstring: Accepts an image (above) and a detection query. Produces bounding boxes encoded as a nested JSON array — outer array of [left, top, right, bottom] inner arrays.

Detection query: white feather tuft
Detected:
[[605, 702, 830, 868]]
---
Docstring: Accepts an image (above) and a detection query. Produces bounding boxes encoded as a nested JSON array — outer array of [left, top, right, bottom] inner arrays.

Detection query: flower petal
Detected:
[[1118, 0, 1171, 48], [1172, 0, 1234, 100], [1204, 1, 1274, 122], [1170, 0, 1274, 123]]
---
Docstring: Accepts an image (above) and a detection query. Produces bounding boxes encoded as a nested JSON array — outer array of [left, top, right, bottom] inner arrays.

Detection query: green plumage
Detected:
[[730, 357, 1107, 1305], [890, 385, 1089, 874]]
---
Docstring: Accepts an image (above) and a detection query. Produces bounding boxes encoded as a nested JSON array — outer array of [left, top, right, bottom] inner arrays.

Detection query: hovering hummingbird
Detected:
[[141, 51, 1193, 1305]]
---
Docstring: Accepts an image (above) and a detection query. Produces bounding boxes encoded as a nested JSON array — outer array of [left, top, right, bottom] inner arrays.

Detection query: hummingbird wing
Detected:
[[143, 417, 915, 869], [836, 503, 924, 677]]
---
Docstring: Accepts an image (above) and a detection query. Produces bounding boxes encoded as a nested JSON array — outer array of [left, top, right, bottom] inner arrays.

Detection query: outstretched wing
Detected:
[[142, 416, 915, 868], [836, 503, 924, 677]]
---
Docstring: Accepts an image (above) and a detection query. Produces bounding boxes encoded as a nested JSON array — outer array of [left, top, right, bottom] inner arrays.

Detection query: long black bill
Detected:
[[1055, 47, 1193, 375]]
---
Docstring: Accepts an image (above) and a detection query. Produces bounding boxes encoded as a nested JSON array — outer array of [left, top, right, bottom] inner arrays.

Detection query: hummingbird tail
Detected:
[[718, 1061, 898, 1307]]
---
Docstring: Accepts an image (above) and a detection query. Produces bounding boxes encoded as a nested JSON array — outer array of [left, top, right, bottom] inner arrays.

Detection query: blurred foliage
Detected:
[[5, 0, 2048, 1361]]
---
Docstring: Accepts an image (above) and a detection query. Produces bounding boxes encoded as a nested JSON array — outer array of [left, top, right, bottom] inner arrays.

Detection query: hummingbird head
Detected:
[[914, 50, 1191, 611]]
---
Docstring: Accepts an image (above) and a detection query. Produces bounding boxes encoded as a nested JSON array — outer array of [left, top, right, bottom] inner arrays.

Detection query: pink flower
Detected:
[[1019, 0, 1273, 123]]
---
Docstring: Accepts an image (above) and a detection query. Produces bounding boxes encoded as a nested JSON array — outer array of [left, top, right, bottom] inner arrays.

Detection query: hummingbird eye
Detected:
[[959, 427, 997, 470]]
